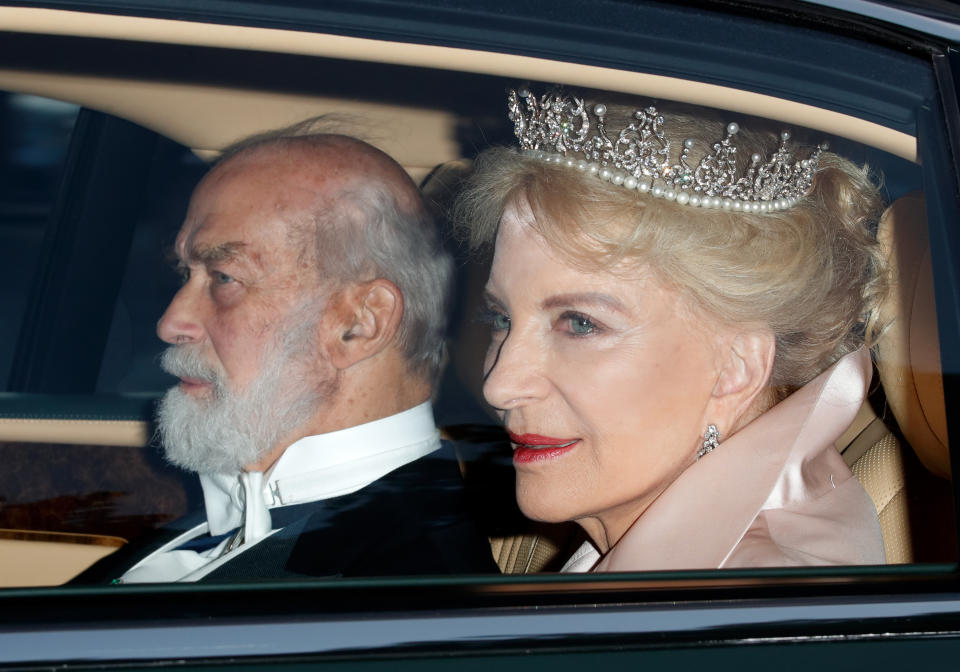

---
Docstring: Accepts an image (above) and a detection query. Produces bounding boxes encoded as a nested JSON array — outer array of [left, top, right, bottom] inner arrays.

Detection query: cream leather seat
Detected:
[[835, 401, 913, 562], [875, 192, 950, 481], [867, 191, 953, 563], [804, 190, 951, 564]]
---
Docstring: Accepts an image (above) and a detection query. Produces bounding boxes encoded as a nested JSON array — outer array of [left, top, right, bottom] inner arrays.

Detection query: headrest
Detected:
[[875, 191, 951, 479]]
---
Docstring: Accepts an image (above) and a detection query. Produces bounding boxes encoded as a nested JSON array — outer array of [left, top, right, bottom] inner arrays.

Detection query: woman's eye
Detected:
[[480, 308, 511, 332], [563, 312, 598, 336]]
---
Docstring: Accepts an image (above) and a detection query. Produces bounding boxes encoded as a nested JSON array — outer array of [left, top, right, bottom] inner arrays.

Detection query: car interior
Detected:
[[0, 5, 955, 587]]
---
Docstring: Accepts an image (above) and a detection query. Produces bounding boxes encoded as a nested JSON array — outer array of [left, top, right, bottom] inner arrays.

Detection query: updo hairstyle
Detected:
[[455, 97, 888, 395]]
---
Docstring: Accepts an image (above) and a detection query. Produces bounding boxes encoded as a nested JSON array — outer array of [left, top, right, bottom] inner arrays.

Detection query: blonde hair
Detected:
[[455, 101, 888, 393]]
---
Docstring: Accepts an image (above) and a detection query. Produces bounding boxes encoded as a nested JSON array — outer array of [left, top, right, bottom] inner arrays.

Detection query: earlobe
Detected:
[[327, 279, 403, 369]]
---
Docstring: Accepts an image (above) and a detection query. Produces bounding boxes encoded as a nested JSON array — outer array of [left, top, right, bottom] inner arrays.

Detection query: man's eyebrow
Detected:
[[541, 292, 626, 313], [184, 241, 249, 265]]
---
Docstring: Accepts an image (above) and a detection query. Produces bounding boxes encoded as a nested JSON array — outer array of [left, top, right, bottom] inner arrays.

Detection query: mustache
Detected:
[[160, 345, 222, 385]]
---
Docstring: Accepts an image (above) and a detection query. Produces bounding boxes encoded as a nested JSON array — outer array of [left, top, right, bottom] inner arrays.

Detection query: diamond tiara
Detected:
[[507, 86, 827, 213]]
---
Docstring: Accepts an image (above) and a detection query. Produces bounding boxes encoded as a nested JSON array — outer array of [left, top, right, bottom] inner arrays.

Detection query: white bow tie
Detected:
[[238, 471, 273, 544], [206, 471, 274, 554]]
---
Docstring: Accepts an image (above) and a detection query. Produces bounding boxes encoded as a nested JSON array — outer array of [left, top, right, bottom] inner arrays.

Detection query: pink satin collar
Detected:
[[596, 348, 872, 571]]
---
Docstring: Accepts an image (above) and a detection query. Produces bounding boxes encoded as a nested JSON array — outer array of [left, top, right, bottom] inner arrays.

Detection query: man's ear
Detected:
[[710, 329, 776, 431], [326, 279, 403, 370]]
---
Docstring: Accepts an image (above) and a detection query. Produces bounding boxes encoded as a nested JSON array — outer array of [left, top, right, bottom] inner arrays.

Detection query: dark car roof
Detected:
[[801, 0, 960, 39]]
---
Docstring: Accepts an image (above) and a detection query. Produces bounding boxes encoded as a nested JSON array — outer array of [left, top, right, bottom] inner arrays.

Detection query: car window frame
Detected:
[[0, 1, 959, 667]]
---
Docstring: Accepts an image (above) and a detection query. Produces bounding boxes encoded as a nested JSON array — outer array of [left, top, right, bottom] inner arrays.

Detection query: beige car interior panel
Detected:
[[0, 418, 149, 447], [0, 529, 125, 587], [0, 70, 459, 182], [0, 7, 916, 162]]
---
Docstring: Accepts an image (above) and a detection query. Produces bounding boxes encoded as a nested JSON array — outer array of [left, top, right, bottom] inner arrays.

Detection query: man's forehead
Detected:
[[175, 178, 322, 263], [202, 160, 331, 210], [221, 141, 350, 191], [222, 140, 392, 213], [173, 199, 259, 261]]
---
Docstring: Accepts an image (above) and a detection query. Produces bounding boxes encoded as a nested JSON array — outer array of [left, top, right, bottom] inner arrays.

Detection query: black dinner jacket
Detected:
[[73, 442, 500, 583]]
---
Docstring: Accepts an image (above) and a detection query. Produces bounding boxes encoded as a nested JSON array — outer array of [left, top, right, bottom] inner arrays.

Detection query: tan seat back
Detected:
[[841, 190, 956, 563], [837, 405, 913, 563], [489, 523, 585, 574], [875, 191, 950, 479]]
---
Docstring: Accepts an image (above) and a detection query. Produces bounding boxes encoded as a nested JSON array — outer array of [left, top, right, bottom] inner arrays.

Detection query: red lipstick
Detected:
[[508, 432, 580, 464]]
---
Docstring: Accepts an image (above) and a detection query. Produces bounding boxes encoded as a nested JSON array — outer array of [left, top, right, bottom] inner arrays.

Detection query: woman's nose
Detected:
[[156, 284, 204, 345], [482, 329, 549, 410]]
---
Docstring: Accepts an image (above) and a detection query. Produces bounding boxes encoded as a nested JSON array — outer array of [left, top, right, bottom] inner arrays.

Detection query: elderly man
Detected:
[[79, 129, 498, 582]]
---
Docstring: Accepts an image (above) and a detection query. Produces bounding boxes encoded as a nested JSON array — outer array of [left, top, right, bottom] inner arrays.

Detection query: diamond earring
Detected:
[[697, 424, 720, 460]]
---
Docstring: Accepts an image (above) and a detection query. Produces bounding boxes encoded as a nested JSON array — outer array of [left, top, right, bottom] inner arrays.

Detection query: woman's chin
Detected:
[[514, 441, 582, 516], [516, 501, 568, 524], [516, 481, 577, 524]]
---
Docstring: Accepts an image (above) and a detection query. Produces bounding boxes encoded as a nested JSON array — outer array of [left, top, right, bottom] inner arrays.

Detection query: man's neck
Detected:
[[244, 371, 432, 473]]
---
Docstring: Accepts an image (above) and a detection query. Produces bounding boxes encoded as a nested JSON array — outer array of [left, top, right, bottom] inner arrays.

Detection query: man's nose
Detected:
[[156, 284, 204, 345], [482, 328, 549, 411]]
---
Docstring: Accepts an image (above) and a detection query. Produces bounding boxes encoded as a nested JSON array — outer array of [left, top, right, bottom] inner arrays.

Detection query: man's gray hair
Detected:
[[308, 182, 453, 382], [217, 120, 453, 383]]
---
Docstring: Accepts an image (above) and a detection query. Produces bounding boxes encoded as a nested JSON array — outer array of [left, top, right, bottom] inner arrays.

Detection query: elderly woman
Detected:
[[456, 86, 887, 571]]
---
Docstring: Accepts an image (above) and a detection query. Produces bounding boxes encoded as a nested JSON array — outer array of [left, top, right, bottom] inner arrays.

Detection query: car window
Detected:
[[1, 0, 959, 665], [0, 109, 205, 563], [1, 108, 950, 579], [95, 141, 207, 395], [0, 92, 78, 389]]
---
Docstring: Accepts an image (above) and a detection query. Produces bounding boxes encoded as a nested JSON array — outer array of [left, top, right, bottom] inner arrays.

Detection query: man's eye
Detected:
[[212, 271, 234, 285]]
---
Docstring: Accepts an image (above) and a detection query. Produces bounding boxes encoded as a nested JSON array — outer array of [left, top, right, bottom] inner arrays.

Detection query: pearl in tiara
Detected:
[[507, 86, 826, 212]]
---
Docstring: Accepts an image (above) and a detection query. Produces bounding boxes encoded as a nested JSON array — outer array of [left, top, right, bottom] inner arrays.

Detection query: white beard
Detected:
[[156, 306, 333, 475]]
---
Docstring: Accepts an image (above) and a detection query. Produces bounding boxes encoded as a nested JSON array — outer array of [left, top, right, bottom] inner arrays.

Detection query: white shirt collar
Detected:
[[199, 402, 441, 535]]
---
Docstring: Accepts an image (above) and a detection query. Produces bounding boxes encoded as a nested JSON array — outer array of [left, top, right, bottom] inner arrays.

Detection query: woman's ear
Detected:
[[326, 279, 404, 370], [710, 328, 776, 431]]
